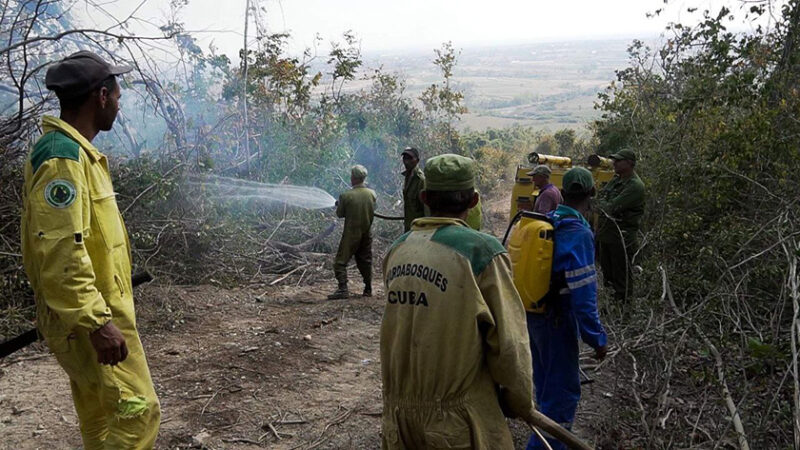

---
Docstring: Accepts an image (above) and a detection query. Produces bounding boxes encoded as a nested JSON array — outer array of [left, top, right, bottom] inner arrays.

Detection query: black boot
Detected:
[[362, 284, 372, 297], [327, 283, 349, 300]]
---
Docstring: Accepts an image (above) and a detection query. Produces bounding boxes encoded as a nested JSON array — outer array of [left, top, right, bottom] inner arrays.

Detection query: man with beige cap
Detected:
[[529, 164, 562, 214], [329, 165, 377, 299]]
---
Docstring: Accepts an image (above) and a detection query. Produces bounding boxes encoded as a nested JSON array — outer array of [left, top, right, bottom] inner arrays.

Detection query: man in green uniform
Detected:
[[21, 51, 160, 449], [380, 154, 536, 449], [401, 147, 426, 232], [328, 165, 377, 299], [595, 148, 645, 302]]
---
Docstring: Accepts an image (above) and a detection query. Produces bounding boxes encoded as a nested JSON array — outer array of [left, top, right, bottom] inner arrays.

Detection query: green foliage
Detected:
[[419, 42, 468, 152], [591, 1, 800, 446], [420, 42, 468, 119], [327, 30, 362, 103]]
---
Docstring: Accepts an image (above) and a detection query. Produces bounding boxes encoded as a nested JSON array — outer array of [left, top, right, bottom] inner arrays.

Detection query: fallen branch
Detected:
[[222, 437, 261, 445], [266, 422, 282, 440], [270, 222, 336, 254], [660, 265, 750, 450], [270, 264, 308, 286]]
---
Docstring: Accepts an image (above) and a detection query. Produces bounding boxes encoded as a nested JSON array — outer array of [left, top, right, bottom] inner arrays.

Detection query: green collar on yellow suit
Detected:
[[391, 217, 505, 276]]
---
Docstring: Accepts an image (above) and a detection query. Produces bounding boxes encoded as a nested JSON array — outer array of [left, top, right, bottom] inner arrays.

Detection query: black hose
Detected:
[[0, 271, 154, 359], [502, 210, 525, 246], [374, 212, 404, 221]]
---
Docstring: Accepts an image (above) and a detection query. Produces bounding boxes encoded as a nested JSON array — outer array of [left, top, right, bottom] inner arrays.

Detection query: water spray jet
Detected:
[[187, 174, 336, 209]]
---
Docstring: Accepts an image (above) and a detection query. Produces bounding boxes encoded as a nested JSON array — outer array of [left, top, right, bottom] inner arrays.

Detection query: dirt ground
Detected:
[[0, 196, 619, 449]]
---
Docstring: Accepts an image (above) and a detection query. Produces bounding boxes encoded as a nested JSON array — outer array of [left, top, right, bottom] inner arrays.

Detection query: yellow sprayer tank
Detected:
[[507, 212, 554, 313], [509, 152, 615, 222]]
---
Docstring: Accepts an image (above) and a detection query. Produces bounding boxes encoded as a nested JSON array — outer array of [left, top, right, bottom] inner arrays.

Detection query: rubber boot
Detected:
[[362, 283, 372, 297], [327, 283, 349, 300]]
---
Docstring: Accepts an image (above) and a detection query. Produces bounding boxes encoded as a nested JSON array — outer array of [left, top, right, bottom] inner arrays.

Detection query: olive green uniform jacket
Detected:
[[402, 166, 426, 232], [21, 116, 160, 448], [595, 172, 645, 245], [595, 172, 645, 300], [381, 217, 535, 449], [334, 184, 377, 286]]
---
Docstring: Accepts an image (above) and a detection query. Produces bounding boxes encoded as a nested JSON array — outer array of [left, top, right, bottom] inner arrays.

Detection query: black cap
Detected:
[[401, 147, 420, 159], [45, 51, 132, 99]]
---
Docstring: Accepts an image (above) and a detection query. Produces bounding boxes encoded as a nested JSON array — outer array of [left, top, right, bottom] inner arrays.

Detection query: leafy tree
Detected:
[[590, 1, 800, 447], [420, 41, 468, 151], [327, 30, 362, 104]]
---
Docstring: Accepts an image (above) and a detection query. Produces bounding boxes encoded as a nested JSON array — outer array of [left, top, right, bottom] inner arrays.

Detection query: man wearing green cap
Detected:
[[329, 164, 377, 299], [595, 148, 645, 302], [401, 147, 426, 232], [380, 154, 536, 449], [21, 51, 160, 448], [525, 167, 607, 450]]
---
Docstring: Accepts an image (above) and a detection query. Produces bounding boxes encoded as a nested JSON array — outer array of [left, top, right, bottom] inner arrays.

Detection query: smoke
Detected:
[[187, 174, 336, 209]]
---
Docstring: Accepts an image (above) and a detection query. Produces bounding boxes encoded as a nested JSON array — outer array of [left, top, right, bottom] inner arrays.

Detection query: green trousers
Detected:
[[334, 231, 372, 289], [597, 237, 636, 302]]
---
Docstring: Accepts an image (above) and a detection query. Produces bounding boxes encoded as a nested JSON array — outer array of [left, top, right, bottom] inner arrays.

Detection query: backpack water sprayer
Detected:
[[503, 211, 555, 314]]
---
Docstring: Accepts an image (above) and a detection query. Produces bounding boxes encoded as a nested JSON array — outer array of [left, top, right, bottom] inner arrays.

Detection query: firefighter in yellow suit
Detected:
[[21, 51, 160, 449], [380, 154, 536, 449]]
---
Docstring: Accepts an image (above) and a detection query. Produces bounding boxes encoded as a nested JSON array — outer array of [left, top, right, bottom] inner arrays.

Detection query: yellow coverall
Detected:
[[465, 196, 482, 231], [21, 116, 160, 449], [381, 217, 536, 449]]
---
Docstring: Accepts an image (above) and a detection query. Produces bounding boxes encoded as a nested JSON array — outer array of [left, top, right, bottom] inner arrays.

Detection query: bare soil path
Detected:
[[1, 193, 619, 449], [1, 279, 386, 449]]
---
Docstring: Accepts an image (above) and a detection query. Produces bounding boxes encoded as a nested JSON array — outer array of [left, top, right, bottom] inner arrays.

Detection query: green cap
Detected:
[[609, 148, 636, 162], [562, 167, 594, 194], [424, 154, 476, 191], [351, 164, 368, 179]]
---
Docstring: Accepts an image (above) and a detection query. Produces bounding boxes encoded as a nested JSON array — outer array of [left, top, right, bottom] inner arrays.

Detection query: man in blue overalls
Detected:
[[526, 167, 609, 450]]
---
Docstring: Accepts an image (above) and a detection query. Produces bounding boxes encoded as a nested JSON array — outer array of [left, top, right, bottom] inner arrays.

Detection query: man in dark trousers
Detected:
[[401, 147, 426, 232], [526, 167, 608, 450], [329, 165, 377, 299], [595, 148, 645, 302]]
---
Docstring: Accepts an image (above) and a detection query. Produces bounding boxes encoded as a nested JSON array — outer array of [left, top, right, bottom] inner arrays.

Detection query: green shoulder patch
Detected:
[[431, 225, 506, 276], [44, 179, 77, 208], [31, 131, 80, 174], [388, 231, 411, 253]]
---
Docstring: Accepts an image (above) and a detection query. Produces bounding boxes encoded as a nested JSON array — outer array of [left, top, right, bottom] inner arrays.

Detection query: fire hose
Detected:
[[0, 271, 154, 359], [374, 211, 404, 221]]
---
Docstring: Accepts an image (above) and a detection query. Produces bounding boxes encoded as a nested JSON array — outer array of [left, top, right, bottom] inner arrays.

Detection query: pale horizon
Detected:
[[88, 0, 781, 60]]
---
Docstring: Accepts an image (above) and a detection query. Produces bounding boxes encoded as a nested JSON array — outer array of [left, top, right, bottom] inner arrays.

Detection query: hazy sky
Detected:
[[100, 0, 775, 57]]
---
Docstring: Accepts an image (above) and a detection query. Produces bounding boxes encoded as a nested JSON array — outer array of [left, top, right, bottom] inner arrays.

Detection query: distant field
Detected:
[[360, 39, 634, 131], [457, 113, 587, 132]]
